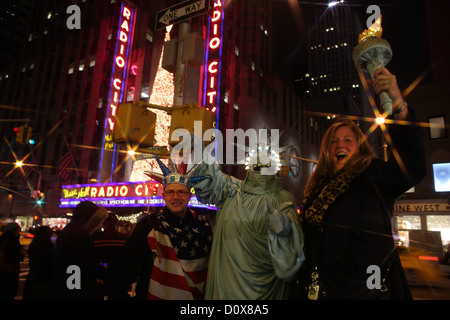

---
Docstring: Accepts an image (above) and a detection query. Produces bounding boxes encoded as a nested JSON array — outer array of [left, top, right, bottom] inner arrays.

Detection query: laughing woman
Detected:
[[299, 67, 426, 300]]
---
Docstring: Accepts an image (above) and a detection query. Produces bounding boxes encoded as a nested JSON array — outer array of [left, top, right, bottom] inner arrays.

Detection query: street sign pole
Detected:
[[155, 0, 211, 30]]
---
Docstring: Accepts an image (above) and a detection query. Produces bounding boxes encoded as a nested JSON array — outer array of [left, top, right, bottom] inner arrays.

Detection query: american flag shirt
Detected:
[[147, 208, 213, 300]]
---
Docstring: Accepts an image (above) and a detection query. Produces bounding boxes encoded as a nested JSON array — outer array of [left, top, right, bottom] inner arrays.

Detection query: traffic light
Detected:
[[15, 125, 33, 144], [15, 126, 24, 143], [32, 190, 45, 207], [168, 103, 215, 146], [113, 103, 157, 148], [25, 126, 33, 144]]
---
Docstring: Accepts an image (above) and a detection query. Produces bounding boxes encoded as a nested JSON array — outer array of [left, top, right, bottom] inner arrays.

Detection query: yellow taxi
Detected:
[[398, 245, 444, 285], [19, 231, 34, 247], [0, 219, 34, 247]]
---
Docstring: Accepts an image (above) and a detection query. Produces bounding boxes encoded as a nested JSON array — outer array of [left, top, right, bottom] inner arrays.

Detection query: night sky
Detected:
[[273, 0, 432, 89]]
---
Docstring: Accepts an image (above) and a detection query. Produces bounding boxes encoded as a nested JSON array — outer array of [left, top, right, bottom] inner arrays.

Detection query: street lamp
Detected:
[[328, 0, 344, 7]]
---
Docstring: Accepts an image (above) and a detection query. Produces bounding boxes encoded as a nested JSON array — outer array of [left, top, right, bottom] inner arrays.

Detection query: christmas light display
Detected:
[[130, 25, 175, 182]]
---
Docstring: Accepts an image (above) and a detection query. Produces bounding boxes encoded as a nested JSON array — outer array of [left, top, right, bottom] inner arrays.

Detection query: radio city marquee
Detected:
[[59, 181, 216, 210]]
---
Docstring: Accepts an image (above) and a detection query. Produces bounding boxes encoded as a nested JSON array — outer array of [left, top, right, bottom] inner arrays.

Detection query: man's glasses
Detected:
[[164, 190, 190, 197]]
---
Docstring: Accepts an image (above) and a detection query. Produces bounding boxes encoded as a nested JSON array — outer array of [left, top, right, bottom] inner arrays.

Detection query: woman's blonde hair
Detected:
[[304, 120, 378, 196]]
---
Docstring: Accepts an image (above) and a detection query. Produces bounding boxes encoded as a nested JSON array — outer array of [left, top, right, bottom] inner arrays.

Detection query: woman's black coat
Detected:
[[302, 109, 426, 299]]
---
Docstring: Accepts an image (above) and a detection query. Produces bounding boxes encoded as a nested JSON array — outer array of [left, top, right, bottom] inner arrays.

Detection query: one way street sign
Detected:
[[156, 0, 211, 30]]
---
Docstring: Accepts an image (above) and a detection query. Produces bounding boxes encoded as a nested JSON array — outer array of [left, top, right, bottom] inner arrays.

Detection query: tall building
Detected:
[[204, 0, 323, 201], [0, 0, 175, 217], [307, 4, 362, 102], [0, 0, 31, 64], [392, 0, 450, 247], [304, 2, 382, 154], [0, 0, 320, 222]]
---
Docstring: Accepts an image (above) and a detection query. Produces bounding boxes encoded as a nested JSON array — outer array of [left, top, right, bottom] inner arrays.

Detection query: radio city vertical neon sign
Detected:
[[99, 2, 136, 181], [203, 0, 224, 118]]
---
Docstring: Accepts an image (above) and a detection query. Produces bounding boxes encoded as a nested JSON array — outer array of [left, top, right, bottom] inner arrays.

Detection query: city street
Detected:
[[15, 256, 29, 300], [14, 255, 450, 300], [409, 264, 450, 300], [2, 0, 449, 303]]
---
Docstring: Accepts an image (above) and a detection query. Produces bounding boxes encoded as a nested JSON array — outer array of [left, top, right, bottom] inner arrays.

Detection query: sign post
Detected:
[[156, 0, 211, 30]]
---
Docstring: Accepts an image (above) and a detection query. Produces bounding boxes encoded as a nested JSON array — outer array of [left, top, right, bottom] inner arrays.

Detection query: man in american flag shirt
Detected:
[[146, 181, 212, 300], [106, 159, 212, 300]]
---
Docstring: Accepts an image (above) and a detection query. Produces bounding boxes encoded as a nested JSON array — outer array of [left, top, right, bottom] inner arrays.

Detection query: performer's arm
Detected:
[[267, 195, 305, 281]]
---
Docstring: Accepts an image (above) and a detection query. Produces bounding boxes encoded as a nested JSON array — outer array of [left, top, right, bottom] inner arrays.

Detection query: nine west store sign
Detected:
[[394, 201, 450, 214], [394, 200, 450, 246]]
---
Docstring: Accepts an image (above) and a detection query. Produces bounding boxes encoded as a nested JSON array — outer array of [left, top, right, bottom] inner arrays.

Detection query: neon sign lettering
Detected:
[[104, 5, 134, 145], [61, 181, 157, 200], [59, 182, 216, 209], [99, 2, 136, 182], [203, 0, 224, 114]]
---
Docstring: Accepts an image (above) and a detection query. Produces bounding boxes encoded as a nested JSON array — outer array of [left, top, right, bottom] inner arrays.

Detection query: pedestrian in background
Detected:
[[52, 201, 108, 299], [299, 68, 426, 300], [23, 225, 54, 300], [92, 213, 127, 297], [0, 222, 23, 300]]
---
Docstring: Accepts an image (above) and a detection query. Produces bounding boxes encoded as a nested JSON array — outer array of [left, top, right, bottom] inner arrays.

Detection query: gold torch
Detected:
[[353, 16, 393, 114]]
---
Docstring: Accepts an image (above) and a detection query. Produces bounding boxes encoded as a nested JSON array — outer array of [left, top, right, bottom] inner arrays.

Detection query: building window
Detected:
[[427, 215, 450, 245], [78, 59, 85, 71], [433, 163, 450, 192], [396, 215, 422, 230], [90, 56, 96, 67], [140, 84, 149, 99], [428, 116, 447, 139]]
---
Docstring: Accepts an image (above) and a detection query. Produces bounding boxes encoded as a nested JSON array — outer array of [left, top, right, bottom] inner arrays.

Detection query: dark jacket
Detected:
[[302, 109, 426, 299], [52, 221, 106, 300], [23, 226, 54, 300], [106, 212, 157, 300], [107, 207, 213, 300], [0, 229, 24, 300]]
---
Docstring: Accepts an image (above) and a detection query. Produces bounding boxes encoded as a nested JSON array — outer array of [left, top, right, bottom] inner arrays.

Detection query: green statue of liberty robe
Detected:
[[192, 161, 305, 300]]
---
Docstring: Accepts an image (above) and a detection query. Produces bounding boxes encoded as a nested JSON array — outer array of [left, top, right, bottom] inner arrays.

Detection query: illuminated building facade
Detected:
[[304, 3, 381, 154], [210, 0, 323, 200], [0, 0, 179, 215], [307, 4, 363, 102], [0, 0, 321, 217]]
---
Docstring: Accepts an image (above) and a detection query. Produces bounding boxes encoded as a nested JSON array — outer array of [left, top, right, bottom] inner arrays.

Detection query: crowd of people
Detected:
[[0, 67, 427, 300]]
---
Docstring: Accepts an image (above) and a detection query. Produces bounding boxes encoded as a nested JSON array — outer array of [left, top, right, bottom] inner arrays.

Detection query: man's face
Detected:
[[163, 183, 191, 217]]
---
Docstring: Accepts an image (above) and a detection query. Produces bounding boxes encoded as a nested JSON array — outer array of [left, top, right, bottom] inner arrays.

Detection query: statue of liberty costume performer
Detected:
[[190, 135, 305, 300]]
